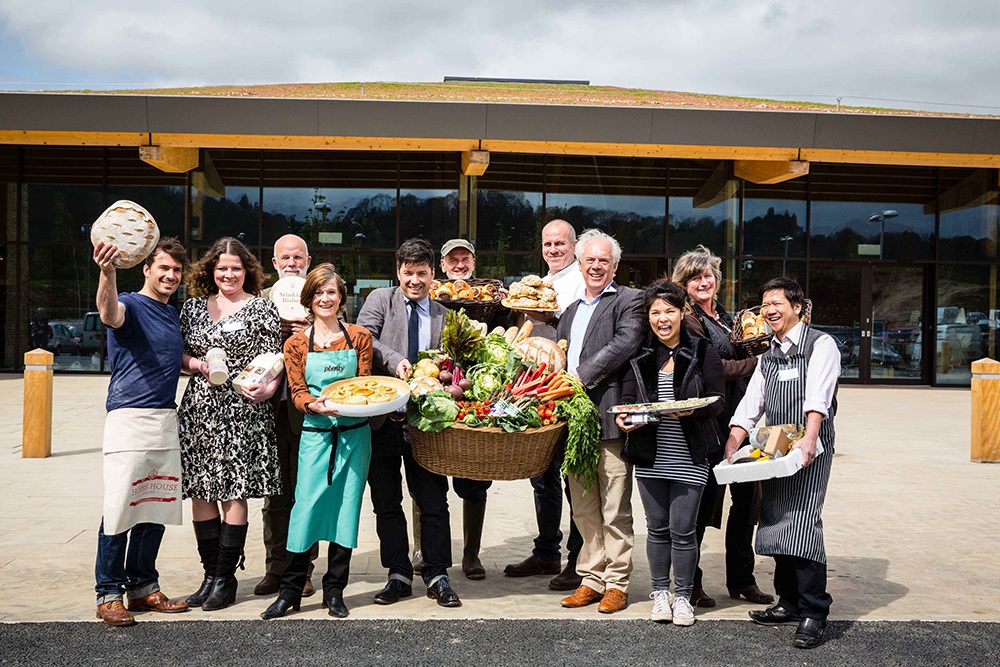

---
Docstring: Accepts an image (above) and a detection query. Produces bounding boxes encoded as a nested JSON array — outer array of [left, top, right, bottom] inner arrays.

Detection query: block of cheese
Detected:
[[231, 352, 284, 393]]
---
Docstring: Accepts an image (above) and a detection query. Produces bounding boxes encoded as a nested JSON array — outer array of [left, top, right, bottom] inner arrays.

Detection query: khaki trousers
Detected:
[[566, 438, 633, 593]]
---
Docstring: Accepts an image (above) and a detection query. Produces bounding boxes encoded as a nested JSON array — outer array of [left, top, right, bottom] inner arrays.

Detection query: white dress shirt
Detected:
[[545, 262, 587, 316], [567, 283, 617, 374], [730, 322, 841, 432]]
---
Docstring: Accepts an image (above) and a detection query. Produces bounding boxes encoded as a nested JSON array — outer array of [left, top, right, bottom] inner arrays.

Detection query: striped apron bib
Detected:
[[755, 325, 837, 564]]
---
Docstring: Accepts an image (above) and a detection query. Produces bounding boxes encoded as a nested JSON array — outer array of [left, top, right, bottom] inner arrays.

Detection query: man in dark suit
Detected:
[[356, 238, 462, 607], [555, 229, 645, 614], [255, 234, 318, 597]]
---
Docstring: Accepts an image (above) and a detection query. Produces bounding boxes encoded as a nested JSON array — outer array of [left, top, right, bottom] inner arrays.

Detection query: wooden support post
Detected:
[[461, 150, 489, 176], [971, 358, 1000, 462], [22, 348, 53, 459], [139, 145, 200, 173], [734, 160, 810, 185]]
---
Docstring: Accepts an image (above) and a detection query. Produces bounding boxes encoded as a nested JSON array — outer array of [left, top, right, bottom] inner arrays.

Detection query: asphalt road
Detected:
[[1, 619, 997, 666]]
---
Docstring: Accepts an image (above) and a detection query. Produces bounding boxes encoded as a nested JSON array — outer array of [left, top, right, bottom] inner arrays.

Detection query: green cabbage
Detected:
[[479, 333, 512, 366], [407, 390, 460, 432], [467, 363, 505, 401]]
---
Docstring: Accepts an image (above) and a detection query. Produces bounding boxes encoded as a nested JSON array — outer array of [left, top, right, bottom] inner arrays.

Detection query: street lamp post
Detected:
[[779, 236, 793, 276], [868, 210, 898, 260]]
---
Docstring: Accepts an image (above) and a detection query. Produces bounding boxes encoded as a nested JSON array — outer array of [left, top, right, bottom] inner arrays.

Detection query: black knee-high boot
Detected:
[[187, 516, 221, 607], [202, 522, 247, 611]]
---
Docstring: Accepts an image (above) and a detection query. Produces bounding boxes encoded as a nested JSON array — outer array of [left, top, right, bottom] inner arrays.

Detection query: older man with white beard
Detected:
[[254, 234, 321, 597], [556, 229, 645, 614]]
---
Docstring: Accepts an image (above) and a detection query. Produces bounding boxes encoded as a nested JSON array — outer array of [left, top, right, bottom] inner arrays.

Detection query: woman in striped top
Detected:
[[618, 280, 725, 626]]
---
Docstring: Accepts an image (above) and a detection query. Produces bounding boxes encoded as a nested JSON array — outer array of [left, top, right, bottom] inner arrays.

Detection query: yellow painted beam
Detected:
[[139, 145, 200, 173], [734, 159, 810, 184], [461, 150, 490, 176], [481, 139, 801, 161]]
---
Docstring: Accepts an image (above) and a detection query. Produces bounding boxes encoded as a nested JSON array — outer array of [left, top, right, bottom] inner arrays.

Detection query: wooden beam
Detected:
[[734, 159, 809, 184], [152, 133, 480, 152], [192, 150, 225, 198], [0, 130, 147, 146], [461, 150, 490, 176], [482, 139, 801, 161], [693, 162, 738, 209], [139, 145, 199, 173], [800, 148, 1000, 169], [928, 167, 997, 215]]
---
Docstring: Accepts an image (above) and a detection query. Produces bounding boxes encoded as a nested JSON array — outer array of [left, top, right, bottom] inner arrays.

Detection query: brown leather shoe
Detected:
[[549, 562, 583, 591], [302, 578, 315, 597], [597, 588, 628, 614], [127, 591, 189, 613], [97, 600, 136, 627], [560, 584, 603, 608], [254, 573, 280, 596], [729, 584, 775, 605], [503, 554, 561, 578]]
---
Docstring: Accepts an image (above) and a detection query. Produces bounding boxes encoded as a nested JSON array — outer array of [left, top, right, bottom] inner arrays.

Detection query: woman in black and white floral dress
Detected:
[[178, 236, 282, 612]]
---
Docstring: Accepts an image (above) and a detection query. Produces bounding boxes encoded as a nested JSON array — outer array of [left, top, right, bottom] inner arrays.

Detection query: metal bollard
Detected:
[[971, 358, 1000, 462], [22, 348, 54, 458]]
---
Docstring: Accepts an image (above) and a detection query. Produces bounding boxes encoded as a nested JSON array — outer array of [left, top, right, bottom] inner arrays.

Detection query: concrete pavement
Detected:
[[1, 374, 997, 623]]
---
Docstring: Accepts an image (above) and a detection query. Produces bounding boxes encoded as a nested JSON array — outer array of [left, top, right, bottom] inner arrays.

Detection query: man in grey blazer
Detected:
[[356, 238, 462, 607], [555, 229, 645, 614]]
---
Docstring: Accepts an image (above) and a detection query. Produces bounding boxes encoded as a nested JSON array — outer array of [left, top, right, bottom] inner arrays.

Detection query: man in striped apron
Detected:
[[727, 278, 841, 649]]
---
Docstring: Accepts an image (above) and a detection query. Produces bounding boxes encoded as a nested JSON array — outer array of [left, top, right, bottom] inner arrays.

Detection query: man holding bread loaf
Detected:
[[504, 219, 586, 590], [91, 233, 190, 627]]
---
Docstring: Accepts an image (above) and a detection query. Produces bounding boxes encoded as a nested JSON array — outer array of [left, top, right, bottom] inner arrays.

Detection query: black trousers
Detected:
[[368, 420, 452, 585], [528, 446, 582, 564], [694, 478, 757, 590], [280, 543, 351, 601], [772, 554, 832, 620]]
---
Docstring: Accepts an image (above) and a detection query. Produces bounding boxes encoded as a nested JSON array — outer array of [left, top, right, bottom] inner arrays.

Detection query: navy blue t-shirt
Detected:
[[106, 292, 184, 412]]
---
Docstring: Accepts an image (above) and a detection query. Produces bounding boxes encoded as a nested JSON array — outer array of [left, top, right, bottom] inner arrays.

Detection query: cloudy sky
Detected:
[[1, 1, 998, 113]]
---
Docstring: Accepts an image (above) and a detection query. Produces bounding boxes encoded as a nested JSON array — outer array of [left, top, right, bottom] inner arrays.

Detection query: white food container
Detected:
[[205, 347, 229, 385], [712, 439, 825, 485], [232, 352, 284, 392]]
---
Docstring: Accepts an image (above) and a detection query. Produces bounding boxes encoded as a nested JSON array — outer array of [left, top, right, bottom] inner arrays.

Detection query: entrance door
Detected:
[[808, 263, 928, 383]]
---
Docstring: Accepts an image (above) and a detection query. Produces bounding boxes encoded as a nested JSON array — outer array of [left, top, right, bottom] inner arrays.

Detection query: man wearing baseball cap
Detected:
[[440, 238, 476, 281]]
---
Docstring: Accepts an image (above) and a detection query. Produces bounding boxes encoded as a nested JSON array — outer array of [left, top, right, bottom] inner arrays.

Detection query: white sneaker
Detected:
[[650, 590, 673, 622], [672, 595, 696, 626]]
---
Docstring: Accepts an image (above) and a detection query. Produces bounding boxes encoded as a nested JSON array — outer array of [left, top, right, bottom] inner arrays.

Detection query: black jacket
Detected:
[[620, 327, 726, 468]]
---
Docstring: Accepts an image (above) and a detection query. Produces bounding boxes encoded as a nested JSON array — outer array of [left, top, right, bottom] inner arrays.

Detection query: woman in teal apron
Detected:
[[261, 264, 374, 619]]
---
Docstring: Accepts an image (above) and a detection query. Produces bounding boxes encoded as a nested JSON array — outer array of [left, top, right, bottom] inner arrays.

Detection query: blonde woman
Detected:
[[672, 245, 773, 608]]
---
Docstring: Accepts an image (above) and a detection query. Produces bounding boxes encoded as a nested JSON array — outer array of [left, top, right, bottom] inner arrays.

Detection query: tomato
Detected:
[[547, 401, 555, 410]]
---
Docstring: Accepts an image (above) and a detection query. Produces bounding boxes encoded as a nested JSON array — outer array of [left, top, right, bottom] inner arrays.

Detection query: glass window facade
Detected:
[[3, 144, 997, 387]]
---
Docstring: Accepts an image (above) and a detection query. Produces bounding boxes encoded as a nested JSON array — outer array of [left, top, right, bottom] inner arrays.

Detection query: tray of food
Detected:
[[610, 396, 720, 415], [731, 300, 812, 356], [502, 275, 558, 311], [320, 376, 411, 417]]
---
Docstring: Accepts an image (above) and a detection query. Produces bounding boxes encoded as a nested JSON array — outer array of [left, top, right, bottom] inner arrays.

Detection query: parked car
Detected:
[[849, 337, 905, 367], [80, 312, 107, 354], [46, 322, 81, 356]]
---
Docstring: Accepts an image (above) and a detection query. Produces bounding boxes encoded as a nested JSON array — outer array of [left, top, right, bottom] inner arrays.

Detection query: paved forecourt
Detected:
[[0, 374, 998, 623]]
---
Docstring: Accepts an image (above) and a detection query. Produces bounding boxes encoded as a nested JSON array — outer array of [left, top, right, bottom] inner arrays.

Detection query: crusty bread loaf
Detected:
[[90, 200, 160, 269]]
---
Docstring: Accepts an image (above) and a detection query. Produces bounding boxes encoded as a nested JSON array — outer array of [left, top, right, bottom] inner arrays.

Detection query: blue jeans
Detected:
[[94, 519, 164, 604]]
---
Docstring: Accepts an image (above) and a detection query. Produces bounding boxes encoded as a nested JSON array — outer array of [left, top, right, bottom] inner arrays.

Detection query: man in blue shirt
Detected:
[[93, 235, 190, 626]]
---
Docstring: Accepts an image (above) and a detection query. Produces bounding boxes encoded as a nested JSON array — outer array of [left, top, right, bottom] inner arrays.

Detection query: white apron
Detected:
[[102, 408, 183, 535]]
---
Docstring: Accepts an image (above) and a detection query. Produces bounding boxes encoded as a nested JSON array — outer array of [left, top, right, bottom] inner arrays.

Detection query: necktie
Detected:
[[407, 300, 420, 364]]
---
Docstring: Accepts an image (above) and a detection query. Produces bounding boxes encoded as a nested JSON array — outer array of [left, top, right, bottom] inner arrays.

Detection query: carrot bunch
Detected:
[[510, 365, 576, 403]]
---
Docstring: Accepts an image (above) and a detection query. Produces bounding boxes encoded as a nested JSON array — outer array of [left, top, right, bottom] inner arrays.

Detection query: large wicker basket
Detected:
[[409, 421, 567, 481], [431, 278, 504, 323], [731, 299, 813, 356]]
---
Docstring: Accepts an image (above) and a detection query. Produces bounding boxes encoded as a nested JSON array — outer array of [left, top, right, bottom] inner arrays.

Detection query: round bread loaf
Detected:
[[90, 201, 160, 269]]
